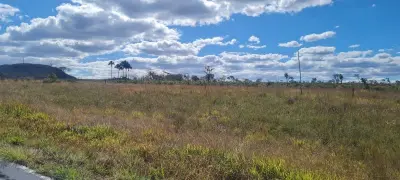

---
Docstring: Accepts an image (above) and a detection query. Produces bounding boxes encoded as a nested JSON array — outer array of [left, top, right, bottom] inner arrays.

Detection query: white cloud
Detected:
[[237, 35, 266, 50], [377, 48, 394, 53], [337, 50, 373, 58], [123, 37, 236, 56], [2, 0, 400, 80], [372, 4, 376, 7], [374, 53, 391, 59], [248, 35, 260, 44], [279, 41, 302, 48], [335, 25, 340, 29], [247, 45, 266, 50], [300, 31, 336, 42], [3, 3, 179, 42], [77, 0, 333, 25], [349, 44, 360, 48], [228, 0, 333, 16], [220, 52, 288, 62], [0, 2, 180, 59], [0, 0, 333, 65], [299, 46, 336, 55], [0, 3, 19, 22]]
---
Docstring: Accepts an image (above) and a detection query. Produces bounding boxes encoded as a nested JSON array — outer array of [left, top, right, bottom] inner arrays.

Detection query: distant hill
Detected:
[[0, 63, 76, 79]]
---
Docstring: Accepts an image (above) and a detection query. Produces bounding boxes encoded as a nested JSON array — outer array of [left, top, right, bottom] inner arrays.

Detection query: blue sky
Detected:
[[0, 0, 399, 81]]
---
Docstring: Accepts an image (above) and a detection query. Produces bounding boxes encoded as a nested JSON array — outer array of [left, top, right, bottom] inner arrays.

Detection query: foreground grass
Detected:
[[0, 103, 328, 179], [0, 80, 399, 179]]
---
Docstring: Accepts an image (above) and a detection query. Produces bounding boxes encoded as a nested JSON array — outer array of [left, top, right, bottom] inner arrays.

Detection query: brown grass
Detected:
[[0, 80, 399, 179]]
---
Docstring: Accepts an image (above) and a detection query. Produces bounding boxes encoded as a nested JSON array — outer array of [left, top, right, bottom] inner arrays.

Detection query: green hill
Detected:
[[0, 63, 76, 79]]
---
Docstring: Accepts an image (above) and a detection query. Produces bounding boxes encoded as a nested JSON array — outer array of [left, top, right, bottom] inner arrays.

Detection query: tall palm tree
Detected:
[[108, 61, 115, 79], [333, 74, 340, 84], [125, 62, 132, 79], [115, 64, 122, 78], [118, 64, 124, 78], [339, 74, 344, 84], [284, 73, 289, 86], [120, 61, 132, 78]]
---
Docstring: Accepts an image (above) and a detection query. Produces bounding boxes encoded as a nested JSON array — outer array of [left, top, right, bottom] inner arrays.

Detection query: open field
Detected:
[[0, 80, 399, 179]]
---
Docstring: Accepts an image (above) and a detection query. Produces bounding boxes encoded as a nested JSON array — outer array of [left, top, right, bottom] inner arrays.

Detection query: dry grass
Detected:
[[0, 80, 399, 179]]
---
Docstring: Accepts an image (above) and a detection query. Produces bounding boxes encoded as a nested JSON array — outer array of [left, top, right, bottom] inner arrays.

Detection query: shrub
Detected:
[[43, 73, 58, 83]]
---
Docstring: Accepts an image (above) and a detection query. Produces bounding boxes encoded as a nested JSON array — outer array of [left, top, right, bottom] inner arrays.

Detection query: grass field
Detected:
[[0, 80, 399, 179]]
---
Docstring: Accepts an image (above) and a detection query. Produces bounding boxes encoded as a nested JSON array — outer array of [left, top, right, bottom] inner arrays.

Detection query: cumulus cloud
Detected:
[[248, 35, 260, 44], [300, 31, 336, 42], [225, 0, 333, 16], [237, 35, 266, 50], [74, 0, 230, 26], [349, 44, 360, 48], [220, 52, 287, 62], [337, 50, 373, 58], [0, 0, 333, 64], [3, 3, 179, 42], [299, 46, 336, 55], [374, 53, 391, 59], [2, 1, 400, 80], [0, 3, 19, 22], [279, 41, 302, 48], [123, 37, 237, 56], [0, 2, 180, 60], [77, 0, 333, 25], [247, 45, 266, 50]]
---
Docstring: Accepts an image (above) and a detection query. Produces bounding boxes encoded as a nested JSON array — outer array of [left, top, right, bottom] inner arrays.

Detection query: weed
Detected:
[[6, 136, 25, 146]]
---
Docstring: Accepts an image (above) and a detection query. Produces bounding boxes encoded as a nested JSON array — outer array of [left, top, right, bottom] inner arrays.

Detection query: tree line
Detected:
[[106, 61, 400, 90]]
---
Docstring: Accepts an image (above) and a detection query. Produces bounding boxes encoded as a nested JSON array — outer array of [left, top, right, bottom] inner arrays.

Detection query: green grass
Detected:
[[0, 80, 399, 179]]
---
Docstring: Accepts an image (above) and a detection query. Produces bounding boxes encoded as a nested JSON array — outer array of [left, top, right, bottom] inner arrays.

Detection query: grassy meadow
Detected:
[[0, 80, 399, 179]]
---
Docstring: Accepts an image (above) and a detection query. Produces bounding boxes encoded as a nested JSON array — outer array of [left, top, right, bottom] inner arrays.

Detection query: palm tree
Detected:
[[108, 61, 115, 79], [118, 64, 124, 78], [115, 64, 122, 78], [119, 61, 132, 78], [284, 73, 289, 86], [204, 66, 214, 83], [311, 78, 317, 83], [125, 61, 132, 78], [333, 74, 340, 84], [339, 74, 344, 84]]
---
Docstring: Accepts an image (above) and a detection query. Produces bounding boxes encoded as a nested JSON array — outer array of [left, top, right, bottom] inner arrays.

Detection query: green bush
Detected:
[[43, 73, 59, 83]]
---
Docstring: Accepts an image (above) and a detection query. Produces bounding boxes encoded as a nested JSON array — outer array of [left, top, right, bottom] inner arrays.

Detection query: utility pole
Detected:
[[22, 57, 25, 64], [298, 51, 303, 95]]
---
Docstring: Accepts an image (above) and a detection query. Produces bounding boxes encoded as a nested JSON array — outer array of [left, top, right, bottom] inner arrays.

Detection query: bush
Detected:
[[43, 73, 59, 83]]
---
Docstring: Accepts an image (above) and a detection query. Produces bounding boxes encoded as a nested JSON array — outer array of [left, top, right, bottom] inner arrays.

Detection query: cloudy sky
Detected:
[[0, 0, 399, 81]]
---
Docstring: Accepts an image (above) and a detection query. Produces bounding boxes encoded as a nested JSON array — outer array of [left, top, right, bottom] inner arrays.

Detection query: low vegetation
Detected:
[[0, 80, 399, 179]]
